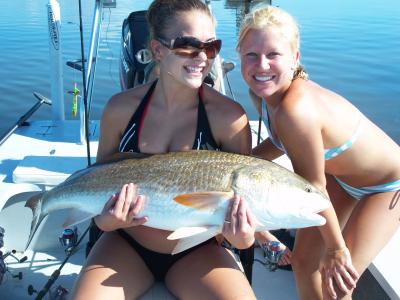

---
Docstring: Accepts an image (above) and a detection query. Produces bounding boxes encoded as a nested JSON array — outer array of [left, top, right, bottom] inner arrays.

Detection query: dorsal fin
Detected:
[[93, 152, 152, 166]]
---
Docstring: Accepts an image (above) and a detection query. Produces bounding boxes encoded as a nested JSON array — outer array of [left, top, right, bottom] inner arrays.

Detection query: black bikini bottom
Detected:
[[117, 229, 215, 281]]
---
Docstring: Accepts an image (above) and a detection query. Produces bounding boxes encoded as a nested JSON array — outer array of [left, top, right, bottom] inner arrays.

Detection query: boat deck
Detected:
[[0, 120, 398, 299]]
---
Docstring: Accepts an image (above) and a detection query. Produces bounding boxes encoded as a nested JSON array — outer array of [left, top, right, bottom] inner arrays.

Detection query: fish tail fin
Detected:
[[25, 192, 46, 250]]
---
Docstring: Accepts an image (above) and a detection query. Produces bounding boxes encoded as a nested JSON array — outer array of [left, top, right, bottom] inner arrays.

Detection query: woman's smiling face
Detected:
[[240, 27, 299, 99], [155, 10, 217, 88]]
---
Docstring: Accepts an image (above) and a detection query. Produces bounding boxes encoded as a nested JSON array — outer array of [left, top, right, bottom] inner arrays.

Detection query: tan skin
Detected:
[[252, 89, 292, 267], [240, 26, 400, 300], [255, 231, 292, 266], [71, 10, 256, 300]]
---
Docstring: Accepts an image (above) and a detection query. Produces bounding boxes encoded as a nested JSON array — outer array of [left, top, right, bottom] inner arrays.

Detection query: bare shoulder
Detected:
[[201, 84, 247, 123], [103, 82, 153, 117], [275, 80, 324, 133], [97, 82, 156, 162], [101, 81, 156, 135], [201, 84, 251, 154], [279, 79, 324, 120]]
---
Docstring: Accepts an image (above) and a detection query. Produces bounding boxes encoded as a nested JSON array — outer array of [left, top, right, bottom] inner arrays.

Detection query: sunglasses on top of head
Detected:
[[156, 36, 222, 59]]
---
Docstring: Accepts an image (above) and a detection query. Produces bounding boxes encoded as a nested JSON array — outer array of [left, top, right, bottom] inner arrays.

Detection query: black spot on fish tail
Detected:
[[25, 192, 43, 211], [25, 192, 46, 250], [1, 191, 41, 209], [25, 213, 48, 250]]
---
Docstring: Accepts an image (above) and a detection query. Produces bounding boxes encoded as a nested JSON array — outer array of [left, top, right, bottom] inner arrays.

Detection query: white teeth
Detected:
[[186, 66, 203, 73], [254, 75, 273, 82]]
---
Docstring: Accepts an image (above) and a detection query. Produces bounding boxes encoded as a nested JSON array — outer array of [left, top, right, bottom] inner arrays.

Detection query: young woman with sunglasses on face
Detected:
[[238, 5, 400, 300], [71, 1, 256, 299]]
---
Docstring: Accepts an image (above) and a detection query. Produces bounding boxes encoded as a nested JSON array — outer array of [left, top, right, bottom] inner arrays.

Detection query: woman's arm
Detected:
[[210, 91, 252, 155], [96, 96, 126, 163], [206, 91, 255, 248], [96, 88, 144, 162], [276, 95, 358, 297], [248, 88, 285, 160], [277, 98, 344, 250], [252, 138, 285, 161], [94, 93, 148, 231]]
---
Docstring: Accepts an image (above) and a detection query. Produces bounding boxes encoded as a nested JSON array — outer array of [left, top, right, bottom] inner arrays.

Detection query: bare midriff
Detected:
[[124, 226, 178, 254]]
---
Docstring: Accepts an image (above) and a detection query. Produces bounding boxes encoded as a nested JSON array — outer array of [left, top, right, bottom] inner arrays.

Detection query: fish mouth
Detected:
[[298, 210, 327, 226]]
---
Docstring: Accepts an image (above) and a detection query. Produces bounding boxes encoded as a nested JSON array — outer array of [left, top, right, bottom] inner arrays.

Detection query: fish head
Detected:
[[256, 180, 330, 230], [234, 164, 330, 230]]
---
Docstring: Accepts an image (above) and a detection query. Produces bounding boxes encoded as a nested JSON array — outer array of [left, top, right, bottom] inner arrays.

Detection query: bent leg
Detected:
[[291, 227, 325, 300], [292, 175, 358, 300], [71, 231, 154, 300], [165, 241, 256, 300], [340, 190, 400, 298]]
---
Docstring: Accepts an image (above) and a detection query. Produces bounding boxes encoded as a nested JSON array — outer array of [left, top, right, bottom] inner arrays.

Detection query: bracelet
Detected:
[[326, 246, 347, 256]]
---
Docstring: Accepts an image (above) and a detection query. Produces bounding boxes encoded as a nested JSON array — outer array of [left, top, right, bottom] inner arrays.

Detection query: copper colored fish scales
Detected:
[[26, 150, 330, 254]]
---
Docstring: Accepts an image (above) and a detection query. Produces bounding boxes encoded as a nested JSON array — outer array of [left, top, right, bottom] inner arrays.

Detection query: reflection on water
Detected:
[[225, 0, 271, 10], [224, 0, 271, 35], [0, 0, 399, 143]]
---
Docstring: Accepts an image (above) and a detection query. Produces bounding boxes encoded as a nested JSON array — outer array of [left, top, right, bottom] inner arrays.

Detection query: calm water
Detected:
[[0, 0, 399, 143]]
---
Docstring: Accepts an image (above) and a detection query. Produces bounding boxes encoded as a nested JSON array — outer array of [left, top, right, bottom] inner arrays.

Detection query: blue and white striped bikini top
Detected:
[[261, 100, 363, 160]]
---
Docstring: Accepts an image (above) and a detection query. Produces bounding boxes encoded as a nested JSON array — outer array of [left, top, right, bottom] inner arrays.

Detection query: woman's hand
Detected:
[[222, 195, 256, 249], [320, 246, 359, 299], [277, 244, 292, 266], [94, 183, 148, 232]]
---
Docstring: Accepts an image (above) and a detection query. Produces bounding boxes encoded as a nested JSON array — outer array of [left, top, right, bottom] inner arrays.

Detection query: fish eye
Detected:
[[305, 185, 312, 193]]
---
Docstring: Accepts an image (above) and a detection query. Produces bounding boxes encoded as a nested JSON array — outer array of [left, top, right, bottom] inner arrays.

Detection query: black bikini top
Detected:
[[119, 80, 219, 153]]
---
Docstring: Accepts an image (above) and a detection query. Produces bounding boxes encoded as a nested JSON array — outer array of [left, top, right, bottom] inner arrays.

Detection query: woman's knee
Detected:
[[166, 244, 255, 299], [291, 250, 310, 272], [291, 245, 322, 274], [72, 231, 154, 299]]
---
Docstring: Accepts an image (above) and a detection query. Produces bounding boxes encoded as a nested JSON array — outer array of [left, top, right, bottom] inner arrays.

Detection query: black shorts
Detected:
[[117, 229, 215, 281]]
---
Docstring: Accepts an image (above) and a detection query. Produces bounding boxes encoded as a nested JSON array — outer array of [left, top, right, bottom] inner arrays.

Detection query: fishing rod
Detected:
[[77, 0, 92, 167], [0, 93, 52, 146], [29, 2, 115, 297], [29, 226, 90, 300]]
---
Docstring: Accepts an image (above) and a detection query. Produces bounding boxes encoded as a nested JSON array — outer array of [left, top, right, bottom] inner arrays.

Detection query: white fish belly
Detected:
[[137, 192, 227, 231]]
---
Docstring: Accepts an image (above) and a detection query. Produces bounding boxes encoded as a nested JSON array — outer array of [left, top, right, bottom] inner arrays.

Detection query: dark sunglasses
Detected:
[[157, 36, 222, 59]]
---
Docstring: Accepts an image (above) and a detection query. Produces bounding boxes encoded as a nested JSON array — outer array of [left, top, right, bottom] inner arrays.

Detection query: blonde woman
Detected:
[[238, 5, 400, 300]]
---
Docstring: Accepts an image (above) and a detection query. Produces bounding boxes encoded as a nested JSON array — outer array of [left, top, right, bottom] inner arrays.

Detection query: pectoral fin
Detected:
[[174, 191, 234, 211], [171, 226, 219, 255], [167, 226, 209, 240], [63, 209, 95, 227]]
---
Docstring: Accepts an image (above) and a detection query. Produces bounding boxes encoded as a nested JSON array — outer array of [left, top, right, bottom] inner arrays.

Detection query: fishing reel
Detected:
[[59, 226, 78, 254], [28, 284, 69, 300], [27, 226, 84, 299], [262, 241, 283, 271], [255, 241, 283, 272], [0, 226, 27, 284]]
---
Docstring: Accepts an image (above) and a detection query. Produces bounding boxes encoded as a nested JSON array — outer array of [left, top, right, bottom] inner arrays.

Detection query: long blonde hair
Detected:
[[237, 5, 308, 80]]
